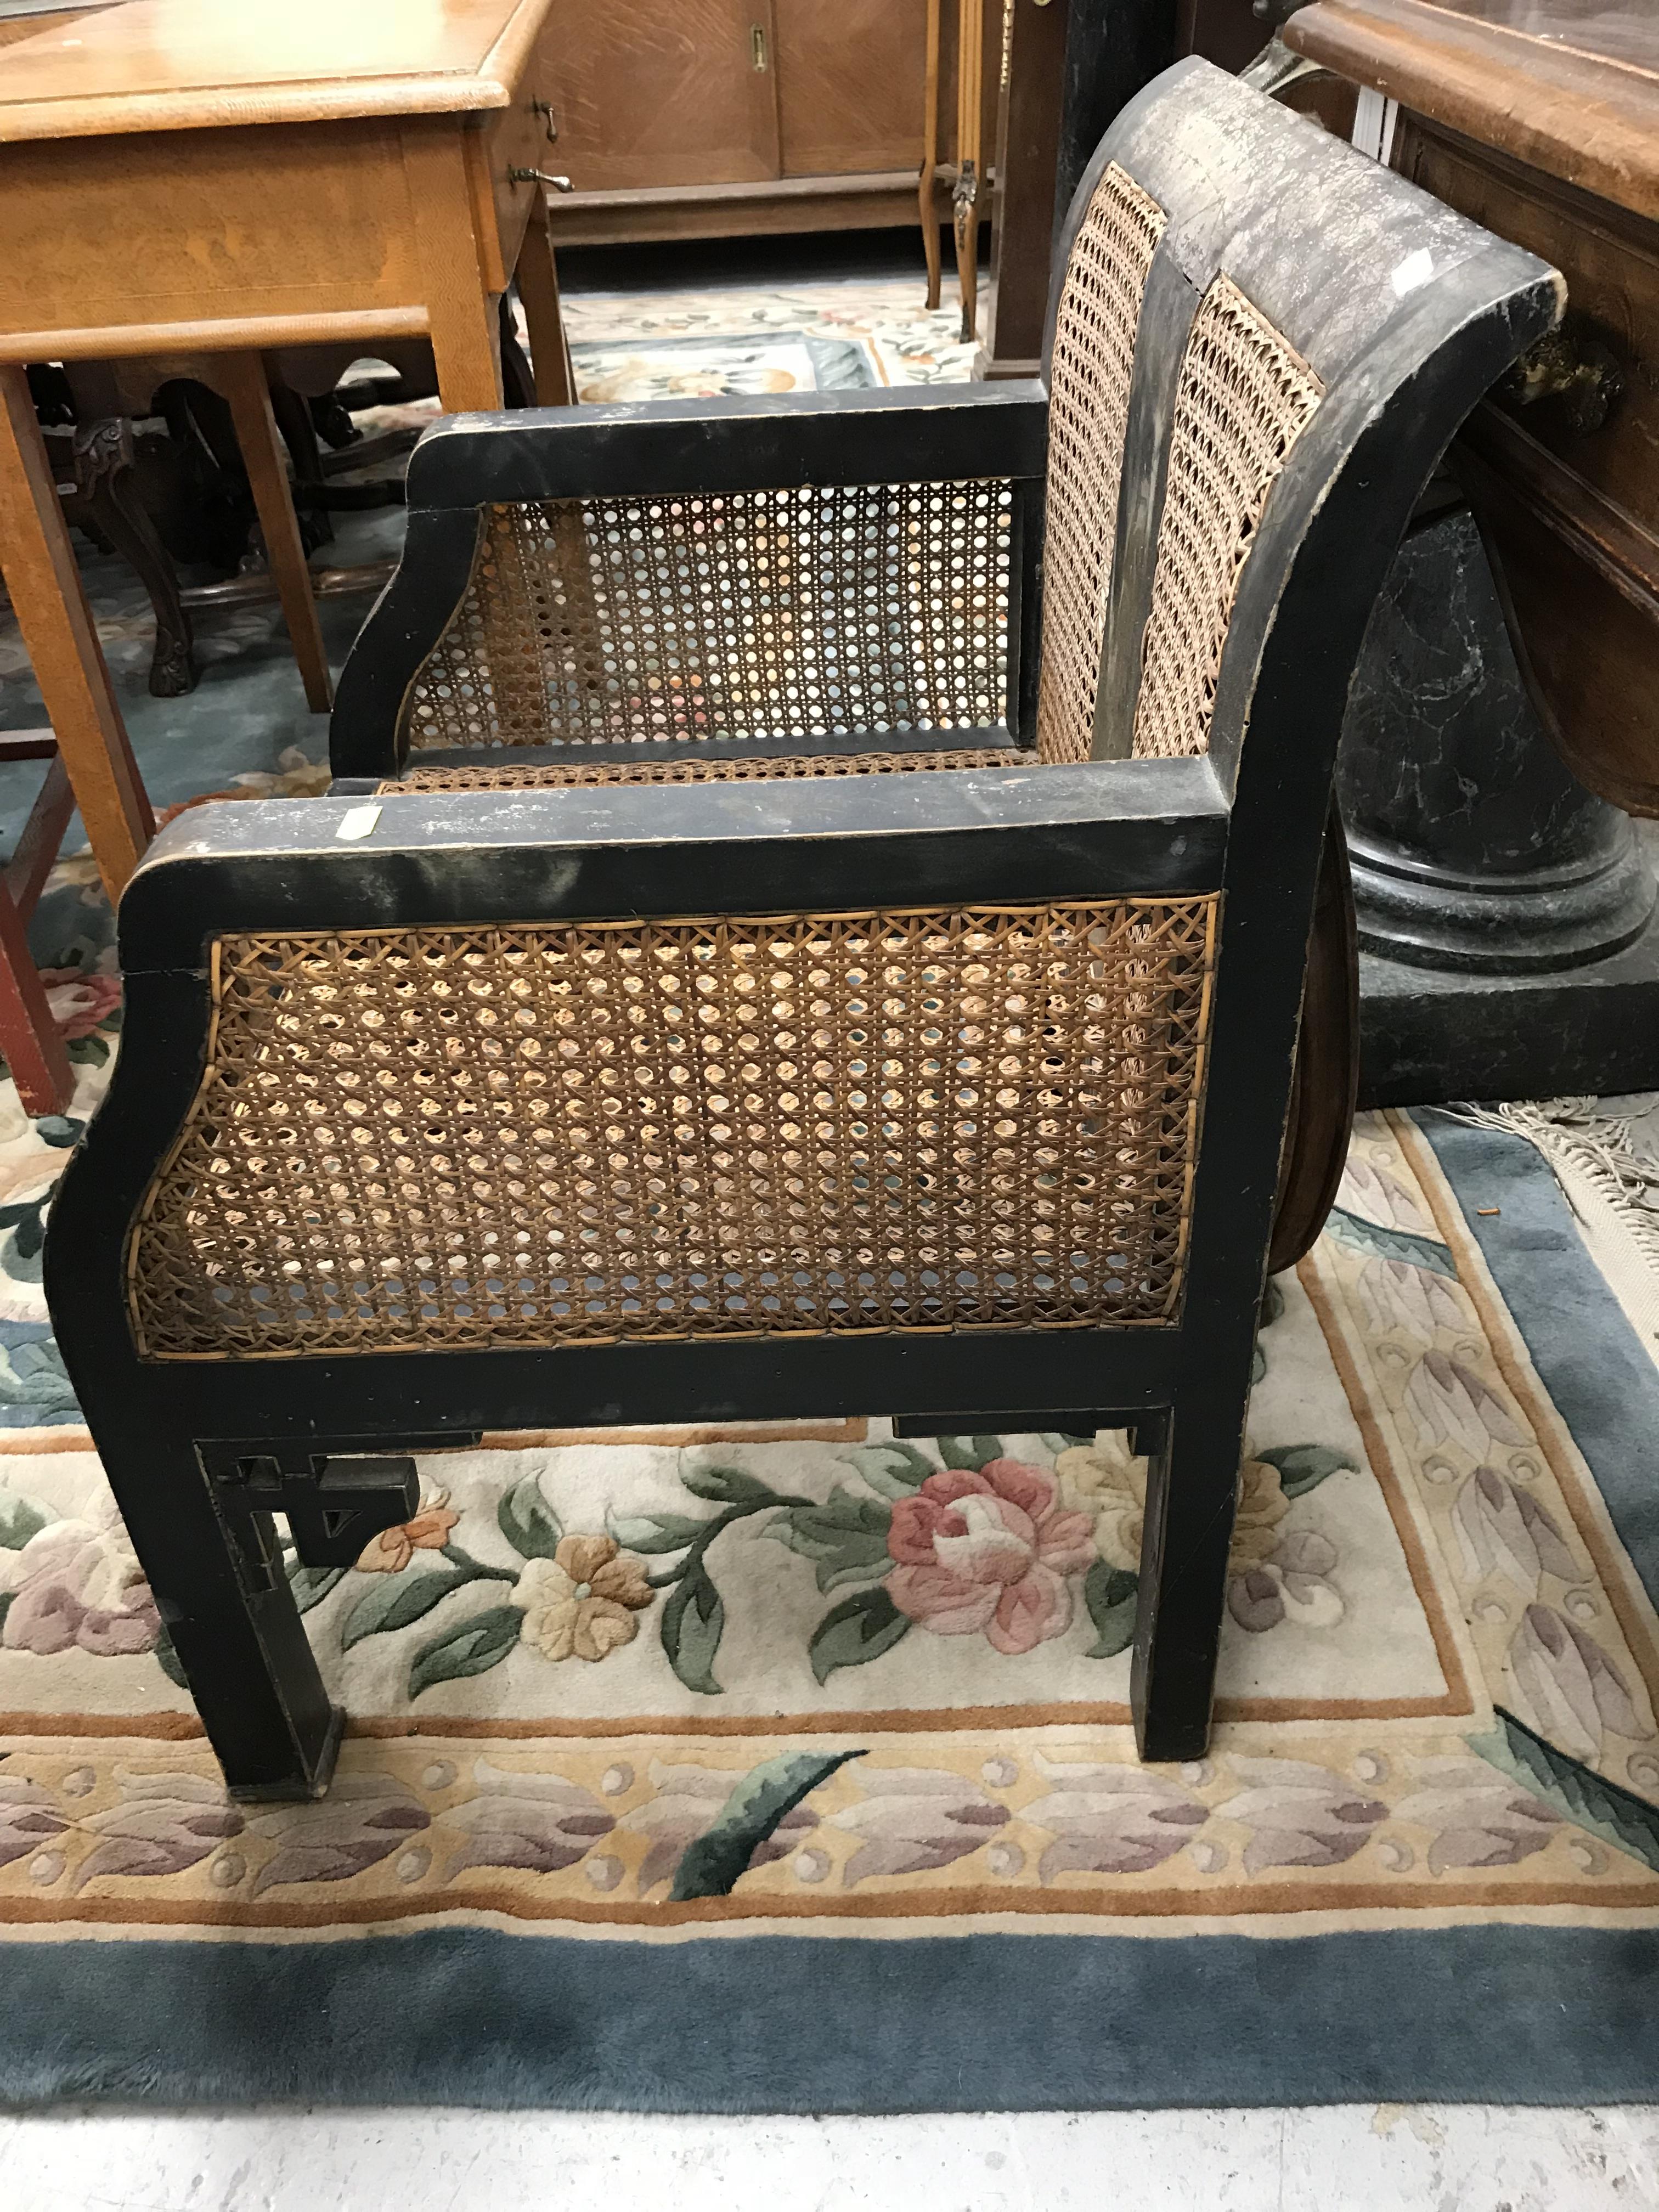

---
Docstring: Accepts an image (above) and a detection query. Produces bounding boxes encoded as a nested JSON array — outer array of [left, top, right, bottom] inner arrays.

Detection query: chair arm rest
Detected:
[[119, 758, 1228, 973], [403, 382, 1049, 511]]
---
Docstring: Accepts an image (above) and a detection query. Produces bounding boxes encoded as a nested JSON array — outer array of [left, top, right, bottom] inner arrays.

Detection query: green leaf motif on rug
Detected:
[[661, 1559, 726, 1694], [407, 1605, 523, 1699], [608, 1510, 713, 1555], [1469, 1707, 1659, 1873], [669, 1748, 866, 1901], [764, 1486, 895, 1594], [0, 1491, 49, 1549], [498, 1474, 562, 1561], [1327, 1206, 1459, 1281], [836, 1439, 935, 1498], [931, 1435, 1008, 1474], [1082, 1560, 1138, 1658], [343, 1564, 478, 1651], [809, 1587, 911, 1683], [641, 1464, 815, 1692], [681, 1462, 776, 1505], [287, 1563, 347, 1615], [1251, 1444, 1359, 1500]]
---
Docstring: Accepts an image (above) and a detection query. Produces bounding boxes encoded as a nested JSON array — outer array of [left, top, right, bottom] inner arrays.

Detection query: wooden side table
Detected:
[[0, 0, 573, 902]]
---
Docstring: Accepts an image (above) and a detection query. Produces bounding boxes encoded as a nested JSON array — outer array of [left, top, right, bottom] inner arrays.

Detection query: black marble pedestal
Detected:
[[1340, 499, 1659, 1104]]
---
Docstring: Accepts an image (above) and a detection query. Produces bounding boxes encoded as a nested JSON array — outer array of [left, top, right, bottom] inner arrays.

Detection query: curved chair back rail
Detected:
[[47, 60, 1560, 1799]]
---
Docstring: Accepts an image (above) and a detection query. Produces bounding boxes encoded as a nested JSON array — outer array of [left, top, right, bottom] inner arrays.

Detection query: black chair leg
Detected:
[[1128, 1385, 1251, 1763], [97, 1429, 341, 1801]]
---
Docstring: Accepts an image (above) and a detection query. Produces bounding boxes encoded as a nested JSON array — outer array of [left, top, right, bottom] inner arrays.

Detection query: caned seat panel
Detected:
[[128, 900, 1220, 1361], [1035, 163, 1167, 766]]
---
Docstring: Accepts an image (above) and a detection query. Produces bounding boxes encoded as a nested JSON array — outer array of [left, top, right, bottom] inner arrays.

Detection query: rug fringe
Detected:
[[1432, 1098, 1659, 1357]]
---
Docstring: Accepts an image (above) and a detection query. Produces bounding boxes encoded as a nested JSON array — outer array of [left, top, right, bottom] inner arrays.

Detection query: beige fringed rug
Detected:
[[1, 1108, 1658, 2108], [1441, 1097, 1659, 1370]]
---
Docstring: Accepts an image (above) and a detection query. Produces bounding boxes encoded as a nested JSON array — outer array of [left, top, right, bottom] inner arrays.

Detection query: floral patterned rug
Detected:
[[2, 1107, 1658, 2108], [3, 287, 1658, 2106]]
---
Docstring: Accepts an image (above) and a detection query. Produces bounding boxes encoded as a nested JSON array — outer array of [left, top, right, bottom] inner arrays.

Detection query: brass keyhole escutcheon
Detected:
[[751, 23, 768, 69]]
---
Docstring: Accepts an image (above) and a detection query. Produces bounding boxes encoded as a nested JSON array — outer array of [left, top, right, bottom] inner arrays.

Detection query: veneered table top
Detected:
[[0, 0, 554, 142]]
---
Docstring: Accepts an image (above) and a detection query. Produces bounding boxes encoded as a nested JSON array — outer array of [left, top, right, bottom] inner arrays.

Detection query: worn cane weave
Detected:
[[404, 483, 1012, 757], [1133, 277, 1324, 761], [380, 751, 1017, 794], [1035, 163, 1166, 768], [128, 900, 1218, 1360]]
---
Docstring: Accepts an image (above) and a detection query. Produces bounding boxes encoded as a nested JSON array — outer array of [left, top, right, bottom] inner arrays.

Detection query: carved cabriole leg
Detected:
[[70, 417, 198, 700], [953, 0, 984, 343], [266, 374, 335, 552], [920, 0, 944, 311]]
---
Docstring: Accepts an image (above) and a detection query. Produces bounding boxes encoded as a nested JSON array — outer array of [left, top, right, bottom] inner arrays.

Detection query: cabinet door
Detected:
[[772, 0, 929, 177], [547, 0, 782, 191]]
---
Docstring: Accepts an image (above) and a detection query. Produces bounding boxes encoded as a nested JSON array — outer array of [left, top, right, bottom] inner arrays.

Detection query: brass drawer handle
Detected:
[[531, 97, 558, 143], [508, 166, 574, 192]]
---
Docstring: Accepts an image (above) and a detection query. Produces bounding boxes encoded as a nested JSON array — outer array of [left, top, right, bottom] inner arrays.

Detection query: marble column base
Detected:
[[1358, 896, 1659, 1105]]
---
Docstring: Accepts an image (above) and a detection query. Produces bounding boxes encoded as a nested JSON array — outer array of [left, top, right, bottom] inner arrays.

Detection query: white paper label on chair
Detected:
[[1391, 249, 1434, 298], [335, 804, 383, 841]]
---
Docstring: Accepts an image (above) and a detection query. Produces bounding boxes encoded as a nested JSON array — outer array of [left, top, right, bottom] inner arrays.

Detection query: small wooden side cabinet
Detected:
[[546, 0, 997, 249], [0, 0, 575, 904]]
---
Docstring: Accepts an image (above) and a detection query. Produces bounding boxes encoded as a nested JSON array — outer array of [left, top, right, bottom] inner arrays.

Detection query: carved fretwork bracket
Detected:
[[198, 1440, 433, 1591]]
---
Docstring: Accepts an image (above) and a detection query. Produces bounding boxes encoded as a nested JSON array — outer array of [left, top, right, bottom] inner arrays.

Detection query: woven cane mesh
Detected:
[[405, 483, 1011, 755], [380, 751, 1014, 793], [1133, 276, 1324, 761], [129, 899, 1218, 1361], [1035, 163, 1166, 767]]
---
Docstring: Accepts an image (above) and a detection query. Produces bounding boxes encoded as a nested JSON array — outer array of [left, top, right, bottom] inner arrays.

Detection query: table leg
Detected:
[[213, 354, 332, 714], [0, 365, 153, 905], [402, 132, 505, 414], [514, 196, 575, 407], [0, 878, 72, 1117]]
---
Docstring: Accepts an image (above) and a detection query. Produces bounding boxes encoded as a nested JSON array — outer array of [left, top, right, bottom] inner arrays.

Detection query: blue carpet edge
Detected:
[[4, 1109, 1657, 2112]]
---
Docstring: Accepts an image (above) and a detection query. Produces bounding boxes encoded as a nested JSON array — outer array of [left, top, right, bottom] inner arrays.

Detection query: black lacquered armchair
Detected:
[[46, 60, 1559, 1799]]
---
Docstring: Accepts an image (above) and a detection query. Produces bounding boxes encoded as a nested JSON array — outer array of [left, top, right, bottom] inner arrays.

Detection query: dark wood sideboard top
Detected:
[[1283, 0, 1659, 221]]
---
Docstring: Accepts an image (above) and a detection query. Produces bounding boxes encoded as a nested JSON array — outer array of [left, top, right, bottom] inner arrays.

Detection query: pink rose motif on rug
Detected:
[[885, 1459, 1095, 1655]]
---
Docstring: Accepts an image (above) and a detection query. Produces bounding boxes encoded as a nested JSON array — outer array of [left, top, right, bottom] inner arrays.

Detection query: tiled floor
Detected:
[[5, 2103, 1659, 2210]]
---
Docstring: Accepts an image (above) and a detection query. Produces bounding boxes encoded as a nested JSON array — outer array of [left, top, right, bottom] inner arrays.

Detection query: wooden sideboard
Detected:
[[548, 0, 999, 245], [1284, 0, 1659, 820]]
